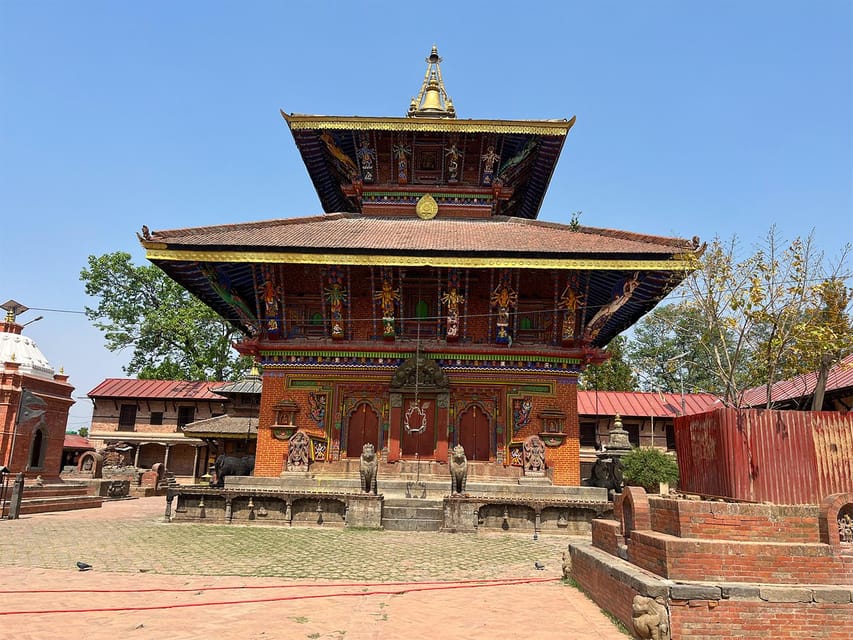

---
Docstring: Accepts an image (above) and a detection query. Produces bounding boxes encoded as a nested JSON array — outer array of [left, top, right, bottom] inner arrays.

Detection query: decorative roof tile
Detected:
[[148, 214, 695, 257], [181, 414, 258, 436]]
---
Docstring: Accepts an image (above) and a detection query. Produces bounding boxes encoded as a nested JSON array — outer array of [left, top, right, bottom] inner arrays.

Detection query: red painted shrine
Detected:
[[142, 47, 699, 485]]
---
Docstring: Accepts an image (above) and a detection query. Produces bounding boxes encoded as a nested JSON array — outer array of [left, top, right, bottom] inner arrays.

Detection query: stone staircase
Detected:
[[382, 497, 444, 531], [2, 482, 104, 517]]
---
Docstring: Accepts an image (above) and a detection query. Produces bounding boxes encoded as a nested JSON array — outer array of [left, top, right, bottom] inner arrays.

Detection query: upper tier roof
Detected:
[[283, 115, 573, 220], [281, 46, 575, 220]]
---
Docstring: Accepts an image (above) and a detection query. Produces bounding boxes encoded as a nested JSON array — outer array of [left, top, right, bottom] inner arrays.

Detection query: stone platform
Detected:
[[167, 466, 611, 533]]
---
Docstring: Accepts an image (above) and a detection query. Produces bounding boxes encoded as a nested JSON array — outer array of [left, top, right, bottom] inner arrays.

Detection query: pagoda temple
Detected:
[[141, 47, 699, 485]]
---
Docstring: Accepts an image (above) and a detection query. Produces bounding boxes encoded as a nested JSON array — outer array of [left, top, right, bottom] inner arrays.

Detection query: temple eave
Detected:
[[146, 248, 696, 271], [282, 111, 576, 136]]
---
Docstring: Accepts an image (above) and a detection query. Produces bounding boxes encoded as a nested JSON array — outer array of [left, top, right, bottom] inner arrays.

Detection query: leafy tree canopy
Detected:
[[622, 228, 852, 407], [81, 252, 251, 381], [579, 335, 637, 391]]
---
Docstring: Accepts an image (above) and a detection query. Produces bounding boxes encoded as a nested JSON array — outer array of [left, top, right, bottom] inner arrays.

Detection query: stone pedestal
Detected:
[[345, 494, 384, 529], [441, 497, 479, 533]]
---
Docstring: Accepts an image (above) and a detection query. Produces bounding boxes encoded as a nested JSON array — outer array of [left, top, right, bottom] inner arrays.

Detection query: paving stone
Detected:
[[0, 496, 629, 640]]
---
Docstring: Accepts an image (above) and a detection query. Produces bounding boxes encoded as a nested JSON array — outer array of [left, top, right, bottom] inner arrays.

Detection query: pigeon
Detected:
[[76, 561, 92, 571], [534, 562, 545, 570]]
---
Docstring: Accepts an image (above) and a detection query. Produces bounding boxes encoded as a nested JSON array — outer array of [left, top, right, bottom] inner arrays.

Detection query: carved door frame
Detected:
[[344, 401, 382, 459]]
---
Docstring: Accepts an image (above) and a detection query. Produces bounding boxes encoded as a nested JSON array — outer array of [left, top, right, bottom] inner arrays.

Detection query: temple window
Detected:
[[149, 411, 163, 425]]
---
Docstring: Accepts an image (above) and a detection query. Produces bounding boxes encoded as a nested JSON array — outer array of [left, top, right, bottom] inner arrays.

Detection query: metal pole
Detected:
[[7, 388, 27, 470]]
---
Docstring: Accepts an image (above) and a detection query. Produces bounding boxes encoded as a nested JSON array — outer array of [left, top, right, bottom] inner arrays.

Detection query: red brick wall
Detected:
[[590, 518, 622, 556], [570, 546, 640, 631], [628, 529, 853, 584], [549, 379, 579, 485], [669, 599, 853, 639], [0, 364, 73, 478], [649, 497, 821, 543]]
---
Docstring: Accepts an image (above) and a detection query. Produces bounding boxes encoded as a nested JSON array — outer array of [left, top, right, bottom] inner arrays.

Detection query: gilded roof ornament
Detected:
[[408, 45, 456, 119]]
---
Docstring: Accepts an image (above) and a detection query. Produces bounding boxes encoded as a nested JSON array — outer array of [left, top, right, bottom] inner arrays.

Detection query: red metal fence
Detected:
[[675, 407, 853, 504]]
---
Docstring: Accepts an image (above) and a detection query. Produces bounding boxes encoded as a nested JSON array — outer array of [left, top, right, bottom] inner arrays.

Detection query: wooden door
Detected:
[[400, 397, 436, 457], [346, 402, 380, 459], [459, 405, 490, 461]]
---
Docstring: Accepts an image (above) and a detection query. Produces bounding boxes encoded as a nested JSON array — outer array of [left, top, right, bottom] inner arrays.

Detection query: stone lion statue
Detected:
[[631, 595, 670, 640], [359, 443, 378, 494], [450, 444, 468, 496]]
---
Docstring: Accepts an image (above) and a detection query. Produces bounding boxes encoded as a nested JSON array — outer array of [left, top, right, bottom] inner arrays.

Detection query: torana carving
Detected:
[[391, 356, 449, 390]]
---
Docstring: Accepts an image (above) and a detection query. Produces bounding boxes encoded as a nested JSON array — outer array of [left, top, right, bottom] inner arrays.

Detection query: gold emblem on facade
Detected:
[[416, 194, 439, 219]]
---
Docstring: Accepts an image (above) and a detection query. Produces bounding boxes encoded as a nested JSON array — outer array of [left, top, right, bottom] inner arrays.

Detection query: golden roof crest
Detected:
[[408, 45, 456, 119]]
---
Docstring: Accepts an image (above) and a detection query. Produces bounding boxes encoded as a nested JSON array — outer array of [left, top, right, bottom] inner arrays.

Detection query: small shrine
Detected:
[[0, 300, 74, 480]]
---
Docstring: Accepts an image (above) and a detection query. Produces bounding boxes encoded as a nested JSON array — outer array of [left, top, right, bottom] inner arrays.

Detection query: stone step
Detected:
[[22, 485, 91, 498], [381, 517, 443, 532], [383, 505, 444, 520], [3, 495, 104, 516]]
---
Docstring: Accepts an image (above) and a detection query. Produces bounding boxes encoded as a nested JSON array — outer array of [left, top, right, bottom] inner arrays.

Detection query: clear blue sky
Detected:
[[2, 1, 851, 431]]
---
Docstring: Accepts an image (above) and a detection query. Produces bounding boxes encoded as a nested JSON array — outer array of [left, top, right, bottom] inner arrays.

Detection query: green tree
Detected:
[[625, 229, 852, 407], [579, 335, 637, 391], [81, 252, 251, 381], [622, 447, 679, 492], [627, 302, 724, 395], [787, 275, 853, 409]]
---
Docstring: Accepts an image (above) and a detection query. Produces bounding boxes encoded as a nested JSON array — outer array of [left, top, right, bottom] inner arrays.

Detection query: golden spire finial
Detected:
[[407, 45, 456, 119]]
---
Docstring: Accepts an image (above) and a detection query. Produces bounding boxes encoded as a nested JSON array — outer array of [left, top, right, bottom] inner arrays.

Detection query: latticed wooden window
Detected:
[[118, 405, 137, 431]]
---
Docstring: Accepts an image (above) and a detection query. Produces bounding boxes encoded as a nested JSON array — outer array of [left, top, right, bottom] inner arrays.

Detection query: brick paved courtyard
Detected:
[[1, 497, 628, 639]]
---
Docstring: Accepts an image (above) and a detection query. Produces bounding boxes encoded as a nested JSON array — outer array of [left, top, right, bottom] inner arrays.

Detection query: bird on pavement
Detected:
[[76, 561, 92, 571], [534, 562, 545, 570]]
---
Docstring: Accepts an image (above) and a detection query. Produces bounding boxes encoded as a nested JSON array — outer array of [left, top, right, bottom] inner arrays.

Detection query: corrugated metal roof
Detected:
[[577, 391, 720, 418], [211, 376, 262, 396], [87, 378, 225, 401], [741, 354, 853, 407]]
